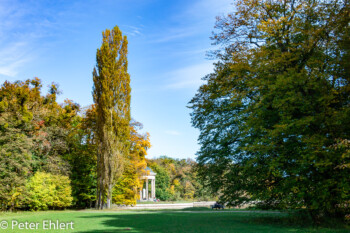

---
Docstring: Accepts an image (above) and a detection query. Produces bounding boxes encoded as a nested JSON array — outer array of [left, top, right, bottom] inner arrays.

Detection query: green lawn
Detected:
[[0, 209, 348, 233]]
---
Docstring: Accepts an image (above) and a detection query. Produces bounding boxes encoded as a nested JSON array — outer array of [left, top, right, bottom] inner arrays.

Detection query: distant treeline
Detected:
[[147, 156, 213, 202]]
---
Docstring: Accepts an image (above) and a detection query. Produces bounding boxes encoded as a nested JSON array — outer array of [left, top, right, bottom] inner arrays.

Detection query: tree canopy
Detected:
[[189, 0, 350, 220], [0, 79, 79, 210]]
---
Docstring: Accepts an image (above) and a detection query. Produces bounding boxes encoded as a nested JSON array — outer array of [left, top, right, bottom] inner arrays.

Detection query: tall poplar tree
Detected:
[[93, 26, 131, 209]]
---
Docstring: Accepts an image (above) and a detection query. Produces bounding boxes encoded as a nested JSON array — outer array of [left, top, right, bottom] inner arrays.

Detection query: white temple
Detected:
[[139, 167, 156, 201]]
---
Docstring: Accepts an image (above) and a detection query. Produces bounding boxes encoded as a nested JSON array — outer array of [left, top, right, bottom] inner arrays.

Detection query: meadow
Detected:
[[0, 208, 348, 233]]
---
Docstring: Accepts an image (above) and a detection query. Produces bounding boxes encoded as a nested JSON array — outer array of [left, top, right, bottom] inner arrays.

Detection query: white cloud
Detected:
[[181, 0, 233, 20], [165, 130, 181, 136], [0, 58, 30, 77], [123, 25, 143, 37], [165, 61, 214, 89], [149, 29, 197, 43], [0, 1, 33, 77], [147, 0, 233, 44], [0, 42, 34, 77], [0, 0, 83, 78], [0, 1, 42, 77]]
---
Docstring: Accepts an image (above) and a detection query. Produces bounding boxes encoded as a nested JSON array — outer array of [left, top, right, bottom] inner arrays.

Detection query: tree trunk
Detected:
[[96, 187, 103, 210], [95, 188, 99, 209], [101, 190, 105, 210], [106, 184, 112, 209]]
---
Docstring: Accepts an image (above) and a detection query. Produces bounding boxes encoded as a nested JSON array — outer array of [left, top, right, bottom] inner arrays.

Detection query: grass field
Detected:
[[0, 209, 348, 233]]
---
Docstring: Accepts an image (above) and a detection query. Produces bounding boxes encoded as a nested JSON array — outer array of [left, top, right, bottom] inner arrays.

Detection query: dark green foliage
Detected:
[[64, 105, 97, 209], [66, 139, 97, 209], [0, 128, 32, 210], [150, 164, 172, 201], [189, 0, 350, 220]]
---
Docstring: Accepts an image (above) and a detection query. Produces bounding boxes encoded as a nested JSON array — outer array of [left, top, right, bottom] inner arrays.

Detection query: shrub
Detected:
[[25, 172, 73, 210]]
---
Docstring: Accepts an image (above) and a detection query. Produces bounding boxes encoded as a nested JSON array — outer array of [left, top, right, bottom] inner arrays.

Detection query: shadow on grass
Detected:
[[116, 207, 214, 213], [75, 211, 349, 233], [248, 211, 349, 230], [176, 207, 211, 211]]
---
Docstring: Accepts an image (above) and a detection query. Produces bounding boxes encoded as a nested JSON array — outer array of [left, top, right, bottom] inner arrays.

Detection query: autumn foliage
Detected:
[[0, 78, 151, 210], [190, 0, 350, 221]]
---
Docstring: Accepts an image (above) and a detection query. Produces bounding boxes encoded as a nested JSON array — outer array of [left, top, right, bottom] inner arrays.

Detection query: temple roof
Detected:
[[144, 167, 156, 176]]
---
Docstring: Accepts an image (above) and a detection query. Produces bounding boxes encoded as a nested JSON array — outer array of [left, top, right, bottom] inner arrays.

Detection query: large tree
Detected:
[[0, 78, 80, 210], [93, 26, 131, 209], [190, 0, 350, 220]]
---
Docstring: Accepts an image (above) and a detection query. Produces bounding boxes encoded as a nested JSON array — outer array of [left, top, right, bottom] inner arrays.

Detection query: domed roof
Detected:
[[144, 167, 156, 176]]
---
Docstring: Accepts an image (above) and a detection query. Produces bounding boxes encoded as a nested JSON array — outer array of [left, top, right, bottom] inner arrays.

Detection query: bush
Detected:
[[25, 172, 73, 210]]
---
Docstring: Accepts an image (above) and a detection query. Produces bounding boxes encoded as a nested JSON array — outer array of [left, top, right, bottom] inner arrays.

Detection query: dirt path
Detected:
[[82, 210, 284, 214]]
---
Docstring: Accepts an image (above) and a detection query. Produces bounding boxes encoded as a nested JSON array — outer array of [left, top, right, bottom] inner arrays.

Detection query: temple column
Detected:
[[146, 178, 149, 200], [150, 179, 152, 199], [151, 179, 153, 199], [152, 179, 155, 199]]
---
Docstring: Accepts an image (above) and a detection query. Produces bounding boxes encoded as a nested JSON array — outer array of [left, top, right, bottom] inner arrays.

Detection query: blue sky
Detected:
[[0, 0, 233, 160]]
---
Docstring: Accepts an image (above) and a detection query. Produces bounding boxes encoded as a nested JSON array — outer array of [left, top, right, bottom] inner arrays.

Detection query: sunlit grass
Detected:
[[0, 209, 348, 233]]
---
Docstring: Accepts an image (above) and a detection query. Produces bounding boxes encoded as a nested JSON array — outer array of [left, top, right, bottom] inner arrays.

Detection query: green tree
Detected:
[[93, 25, 131, 209], [147, 157, 208, 201], [65, 105, 97, 208], [148, 163, 172, 201], [189, 0, 350, 221], [0, 128, 32, 211]]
